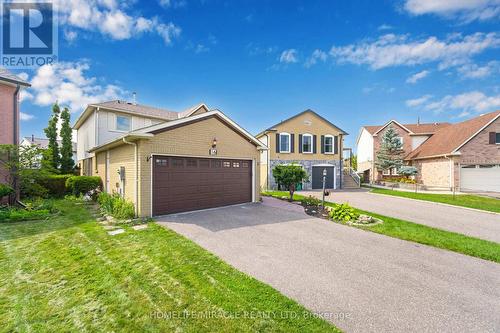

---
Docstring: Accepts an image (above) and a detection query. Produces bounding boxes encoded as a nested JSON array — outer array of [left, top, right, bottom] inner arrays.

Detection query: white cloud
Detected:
[[407, 91, 500, 114], [406, 70, 430, 83], [158, 0, 187, 9], [405, 94, 432, 107], [279, 49, 298, 64], [377, 24, 393, 30], [329, 32, 500, 70], [404, 0, 500, 22], [27, 61, 125, 113], [55, 0, 181, 44], [457, 61, 499, 79], [20, 112, 35, 121], [305, 49, 328, 68]]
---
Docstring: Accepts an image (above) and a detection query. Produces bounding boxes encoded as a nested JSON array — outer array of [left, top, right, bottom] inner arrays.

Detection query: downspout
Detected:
[[13, 84, 21, 203], [122, 137, 138, 217], [266, 133, 270, 190]]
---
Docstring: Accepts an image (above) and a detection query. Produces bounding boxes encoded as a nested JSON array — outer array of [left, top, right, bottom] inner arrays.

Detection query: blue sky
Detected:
[[14, 0, 500, 150]]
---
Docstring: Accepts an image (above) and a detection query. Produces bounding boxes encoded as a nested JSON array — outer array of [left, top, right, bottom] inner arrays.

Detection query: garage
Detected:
[[153, 156, 253, 215], [461, 164, 500, 192], [311, 165, 335, 189]]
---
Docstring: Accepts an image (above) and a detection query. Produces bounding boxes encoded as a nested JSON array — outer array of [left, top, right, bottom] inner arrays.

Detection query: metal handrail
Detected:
[[343, 167, 361, 187]]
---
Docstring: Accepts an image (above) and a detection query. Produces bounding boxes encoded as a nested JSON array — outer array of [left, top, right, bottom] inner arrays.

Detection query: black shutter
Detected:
[[334, 136, 338, 154], [489, 132, 496, 144], [298, 134, 303, 153], [321, 135, 325, 154], [290, 134, 295, 153], [276, 133, 280, 153], [313, 135, 317, 154]]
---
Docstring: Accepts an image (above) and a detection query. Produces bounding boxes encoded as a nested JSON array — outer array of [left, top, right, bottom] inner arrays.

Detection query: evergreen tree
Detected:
[[375, 126, 404, 172], [59, 107, 74, 173], [43, 103, 60, 170]]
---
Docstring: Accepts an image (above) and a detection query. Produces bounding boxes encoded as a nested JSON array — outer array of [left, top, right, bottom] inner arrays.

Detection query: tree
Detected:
[[59, 107, 74, 173], [375, 126, 404, 173], [19, 144, 43, 169], [399, 166, 418, 177], [43, 103, 60, 170], [272, 164, 309, 202]]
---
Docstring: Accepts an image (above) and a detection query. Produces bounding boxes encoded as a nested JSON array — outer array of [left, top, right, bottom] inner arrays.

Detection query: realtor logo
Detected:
[[1, 1, 57, 68]]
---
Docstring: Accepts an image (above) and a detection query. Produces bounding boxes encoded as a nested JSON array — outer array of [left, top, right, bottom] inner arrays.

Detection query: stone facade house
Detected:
[[256, 109, 353, 190], [357, 111, 500, 192]]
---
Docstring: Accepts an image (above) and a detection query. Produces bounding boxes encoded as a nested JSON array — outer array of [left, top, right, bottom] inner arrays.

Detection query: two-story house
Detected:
[[256, 109, 350, 190], [0, 68, 30, 196], [73, 99, 266, 217], [357, 111, 500, 192], [20, 136, 77, 169]]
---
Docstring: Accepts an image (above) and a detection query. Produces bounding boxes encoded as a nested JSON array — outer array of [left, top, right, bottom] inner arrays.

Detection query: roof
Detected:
[[363, 122, 451, 135], [406, 111, 500, 160], [22, 137, 77, 152], [0, 68, 31, 87], [256, 109, 348, 137], [90, 110, 268, 153], [73, 100, 208, 129]]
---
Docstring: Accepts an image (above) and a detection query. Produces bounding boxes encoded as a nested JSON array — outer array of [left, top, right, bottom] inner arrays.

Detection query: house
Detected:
[[256, 109, 354, 191], [358, 111, 500, 192], [0, 68, 30, 191], [73, 100, 266, 217], [20, 136, 77, 168], [357, 121, 451, 183]]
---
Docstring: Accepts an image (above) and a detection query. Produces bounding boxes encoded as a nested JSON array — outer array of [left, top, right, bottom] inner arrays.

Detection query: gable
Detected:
[[271, 110, 346, 136], [190, 105, 208, 116]]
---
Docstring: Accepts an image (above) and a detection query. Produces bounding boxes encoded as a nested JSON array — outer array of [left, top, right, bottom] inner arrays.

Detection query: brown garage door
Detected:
[[152, 156, 253, 215]]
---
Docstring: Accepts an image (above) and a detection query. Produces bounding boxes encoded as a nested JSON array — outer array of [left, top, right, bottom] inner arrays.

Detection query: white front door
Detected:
[[461, 165, 500, 192]]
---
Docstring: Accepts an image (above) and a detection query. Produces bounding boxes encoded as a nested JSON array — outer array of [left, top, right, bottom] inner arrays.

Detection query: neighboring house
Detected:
[[256, 109, 352, 191], [20, 136, 77, 168], [0, 68, 30, 192], [74, 100, 266, 217], [358, 111, 500, 192]]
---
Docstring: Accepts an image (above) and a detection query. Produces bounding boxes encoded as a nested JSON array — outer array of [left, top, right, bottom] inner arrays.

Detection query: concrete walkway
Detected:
[[156, 200, 500, 333], [301, 189, 500, 243]]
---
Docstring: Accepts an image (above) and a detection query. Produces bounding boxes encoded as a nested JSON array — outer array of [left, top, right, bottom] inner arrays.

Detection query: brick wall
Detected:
[[411, 157, 452, 188], [458, 117, 500, 165]]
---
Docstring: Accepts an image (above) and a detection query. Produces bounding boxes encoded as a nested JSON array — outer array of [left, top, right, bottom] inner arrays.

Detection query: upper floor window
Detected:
[[324, 135, 334, 154], [496, 133, 500, 144], [279, 133, 291, 153], [302, 134, 313, 153], [116, 115, 131, 132]]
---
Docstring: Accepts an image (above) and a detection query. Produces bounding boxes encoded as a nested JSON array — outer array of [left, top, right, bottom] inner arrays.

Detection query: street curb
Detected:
[[368, 192, 500, 216]]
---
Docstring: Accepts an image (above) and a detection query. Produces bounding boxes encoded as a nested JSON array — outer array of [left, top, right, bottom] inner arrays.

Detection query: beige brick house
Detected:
[[74, 101, 266, 217], [357, 111, 500, 192]]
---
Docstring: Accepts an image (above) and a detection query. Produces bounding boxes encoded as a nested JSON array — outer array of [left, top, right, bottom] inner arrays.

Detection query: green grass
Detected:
[[263, 191, 500, 263], [369, 188, 500, 213], [0, 199, 340, 333]]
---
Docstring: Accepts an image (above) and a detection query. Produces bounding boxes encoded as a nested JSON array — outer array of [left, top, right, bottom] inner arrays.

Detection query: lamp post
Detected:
[[321, 168, 327, 209]]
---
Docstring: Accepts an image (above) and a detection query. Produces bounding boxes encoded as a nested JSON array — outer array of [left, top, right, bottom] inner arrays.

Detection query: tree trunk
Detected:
[[289, 184, 296, 202]]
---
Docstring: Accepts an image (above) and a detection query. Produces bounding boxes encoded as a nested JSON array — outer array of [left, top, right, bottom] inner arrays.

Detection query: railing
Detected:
[[343, 167, 361, 187]]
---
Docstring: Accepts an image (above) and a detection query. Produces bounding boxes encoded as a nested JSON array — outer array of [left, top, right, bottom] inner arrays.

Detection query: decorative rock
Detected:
[[132, 224, 148, 231], [108, 229, 125, 236]]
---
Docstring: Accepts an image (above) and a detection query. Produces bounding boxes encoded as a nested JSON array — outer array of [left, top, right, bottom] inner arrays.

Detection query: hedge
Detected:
[[66, 176, 103, 196], [39, 174, 73, 197]]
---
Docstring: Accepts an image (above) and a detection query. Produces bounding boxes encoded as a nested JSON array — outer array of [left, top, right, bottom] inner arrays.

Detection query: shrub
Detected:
[[66, 176, 102, 196], [272, 164, 309, 202], [301, 195, 321, 207], [0, 184, 14, 198], [39, 174, 73, 197], [329, 203, 360, 223], [0, 208, 50, 222], [98, 192, 135, 220], [19, 169, 50, 199]]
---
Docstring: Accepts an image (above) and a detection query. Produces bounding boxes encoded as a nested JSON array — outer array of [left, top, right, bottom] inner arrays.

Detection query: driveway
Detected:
[[301, 189, 500, 243], [156, 198, 500, 333]]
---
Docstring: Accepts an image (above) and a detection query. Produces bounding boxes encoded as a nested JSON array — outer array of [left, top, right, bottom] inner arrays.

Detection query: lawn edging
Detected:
[[262, 191, 500, 264], [368, 191, 500, 216]]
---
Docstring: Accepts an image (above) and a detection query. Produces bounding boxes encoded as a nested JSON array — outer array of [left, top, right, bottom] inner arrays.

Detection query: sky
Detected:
[[13, 0, 500, 150]]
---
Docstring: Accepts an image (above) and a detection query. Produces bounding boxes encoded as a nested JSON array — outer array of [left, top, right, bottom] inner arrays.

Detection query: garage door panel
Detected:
[[153, 156, 253, 215], [461, 166, 500, 192]]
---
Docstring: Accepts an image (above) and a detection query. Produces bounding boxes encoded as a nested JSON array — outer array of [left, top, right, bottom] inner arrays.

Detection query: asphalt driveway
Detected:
[[156, 198, 500, 333], [301, 189, 500, 243]]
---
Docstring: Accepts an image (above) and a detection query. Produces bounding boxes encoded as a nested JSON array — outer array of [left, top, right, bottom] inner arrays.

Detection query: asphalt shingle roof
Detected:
[[0, 68, 30, 86]]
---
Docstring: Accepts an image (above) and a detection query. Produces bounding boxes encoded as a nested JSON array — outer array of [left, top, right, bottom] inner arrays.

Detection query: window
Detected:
[[156, 158, 168, 166], [172, 158, 184, 168], [242, 162, 249, 168], [232, 162, 240, 168], [324, 135, 334, 154], [496, 133, 500, 144], [116, 115, 131, 132], [223, 161, 231, 168], [302, 134, 313, 153], [382, 169, 390, 176], [279, 133, 290, 153]]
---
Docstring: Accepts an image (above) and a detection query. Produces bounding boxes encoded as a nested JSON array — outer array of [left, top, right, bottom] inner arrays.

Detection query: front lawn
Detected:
[[369, 188, 500, 213], [0, 199, 339, 332], [263, 191, 500, 263]]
